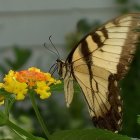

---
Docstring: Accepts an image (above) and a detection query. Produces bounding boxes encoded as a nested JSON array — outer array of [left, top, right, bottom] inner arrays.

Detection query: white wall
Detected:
[[1, 0, 138, 47]]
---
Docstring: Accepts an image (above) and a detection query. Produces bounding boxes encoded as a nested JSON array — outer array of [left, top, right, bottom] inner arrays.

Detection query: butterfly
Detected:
[[56, 13, 140, 132]]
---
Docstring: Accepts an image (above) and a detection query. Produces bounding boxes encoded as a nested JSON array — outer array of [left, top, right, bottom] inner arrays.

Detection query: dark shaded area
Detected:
[[120, 42, 140, 138]]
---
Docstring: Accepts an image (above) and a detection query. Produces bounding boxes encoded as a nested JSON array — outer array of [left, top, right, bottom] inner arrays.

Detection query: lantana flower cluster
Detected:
[[0, 67, 61, 104]]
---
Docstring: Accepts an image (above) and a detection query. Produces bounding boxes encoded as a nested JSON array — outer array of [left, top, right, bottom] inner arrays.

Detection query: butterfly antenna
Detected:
[[51, 64, 58, 76], [43, 42, 59, 58], [49, 35, 60, 59], [49, 63, 57, 73]]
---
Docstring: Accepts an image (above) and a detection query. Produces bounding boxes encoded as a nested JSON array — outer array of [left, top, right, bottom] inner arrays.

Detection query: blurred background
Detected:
[[0, 0, 140, 139]]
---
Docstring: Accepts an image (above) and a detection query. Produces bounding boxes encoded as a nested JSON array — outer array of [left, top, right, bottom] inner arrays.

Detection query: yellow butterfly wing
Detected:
[[62, 13, 140, 131]]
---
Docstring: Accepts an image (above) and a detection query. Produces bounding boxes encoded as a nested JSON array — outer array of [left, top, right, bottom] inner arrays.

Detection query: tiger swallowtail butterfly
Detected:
[[56, 13, 140, 132]]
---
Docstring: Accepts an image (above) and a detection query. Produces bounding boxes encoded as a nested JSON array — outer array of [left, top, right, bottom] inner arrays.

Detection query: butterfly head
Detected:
[[56, 59, 66, 78]]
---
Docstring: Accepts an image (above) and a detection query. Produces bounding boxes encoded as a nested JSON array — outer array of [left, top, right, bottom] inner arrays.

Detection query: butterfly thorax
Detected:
[[56, 59, 74, 107], [56, 59, 71, 79]]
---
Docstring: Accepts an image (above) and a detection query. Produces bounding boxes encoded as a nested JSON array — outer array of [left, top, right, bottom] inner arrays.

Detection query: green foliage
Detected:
[[133, 4, 140, 11], [116, 0, 129, 4], [0, 111, 7, 126], [0, 126, 13, 140], [6, 47, 31, 70], [0, 46, 32, 139], [120, 42, 140, 138], [115, 0, 140, 13], [0, 46, 31, 75], [65, 19, 100, 51], [137, 115, 140, 125], [0, 89, 15, 117], [35, 83, 88, 136], [51, 129, 130, 140]]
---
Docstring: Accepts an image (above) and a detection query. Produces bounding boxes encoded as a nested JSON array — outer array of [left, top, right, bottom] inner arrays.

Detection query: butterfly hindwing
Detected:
[[58, 13, 140, 131]]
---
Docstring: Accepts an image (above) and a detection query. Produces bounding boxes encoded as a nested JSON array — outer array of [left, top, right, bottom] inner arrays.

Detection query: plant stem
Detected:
[[7, 120, 37, 140], [4, 99, 9, 117], [9, 128, 25, 140], [29, 90, 51, 140]]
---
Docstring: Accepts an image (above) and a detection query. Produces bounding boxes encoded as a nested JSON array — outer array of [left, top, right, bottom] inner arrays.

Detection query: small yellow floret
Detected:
[[55, 80, 62, 84], [35, 81, 51, 99], [40, 92, 51, 99], [0, 83, 4, 88], [16, 93, 26, 100]]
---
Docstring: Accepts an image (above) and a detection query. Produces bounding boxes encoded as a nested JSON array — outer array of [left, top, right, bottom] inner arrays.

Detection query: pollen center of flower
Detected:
[[16, 70, 47, 87]]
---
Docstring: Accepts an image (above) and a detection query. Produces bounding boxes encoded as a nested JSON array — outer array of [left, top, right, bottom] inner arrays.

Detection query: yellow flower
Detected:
[[0, 83, 4, 88], [1, 70, 28, 100], [0, 67, 61, 103], [35, 81, 51, 99], [54, 80, 61, 85]]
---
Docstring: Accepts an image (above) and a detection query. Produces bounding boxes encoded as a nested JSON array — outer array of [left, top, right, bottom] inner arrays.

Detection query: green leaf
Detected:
[[51, 128, 130, 140], [0, 89, 15, 101], [0, 111, 8, 126], [5, 47, 31, 70], [116, 0, 129, 4], [137, 115, 140, 125], [0, 89, 15, 116], [0, 65, 7, 74], [51, 81, 80, 93], [26, 137, 46, 140], [51, 82, 64, 92]]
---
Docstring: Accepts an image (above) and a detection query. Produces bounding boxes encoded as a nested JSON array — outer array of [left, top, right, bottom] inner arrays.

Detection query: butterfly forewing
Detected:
[[58, 13, 140, 132]]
